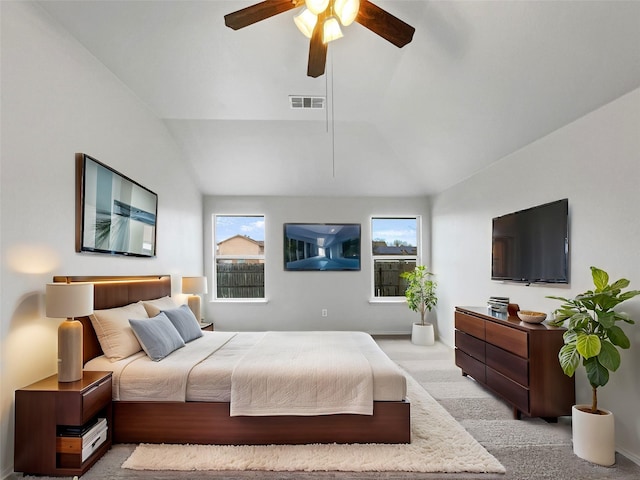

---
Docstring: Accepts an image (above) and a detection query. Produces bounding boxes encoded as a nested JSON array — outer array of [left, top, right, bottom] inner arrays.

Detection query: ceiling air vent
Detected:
[[289, 95, 325, 110]]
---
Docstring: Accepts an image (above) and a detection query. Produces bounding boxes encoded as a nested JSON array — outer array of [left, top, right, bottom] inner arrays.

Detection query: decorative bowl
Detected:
[[517, 310, 547, 323]]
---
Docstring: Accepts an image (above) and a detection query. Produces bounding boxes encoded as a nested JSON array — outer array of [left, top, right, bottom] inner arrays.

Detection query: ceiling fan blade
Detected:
[[355, 1, 415, 48], [307, 14, 328, 78], [224, 0, 300, 30]]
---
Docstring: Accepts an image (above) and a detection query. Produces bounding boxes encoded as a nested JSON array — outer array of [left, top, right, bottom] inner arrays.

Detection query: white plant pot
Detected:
[[572, 405, 615, 466], [411, 323, 435, 346]]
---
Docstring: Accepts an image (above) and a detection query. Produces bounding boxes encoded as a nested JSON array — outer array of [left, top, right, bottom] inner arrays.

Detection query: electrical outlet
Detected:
[[321, 309, 328, 317]]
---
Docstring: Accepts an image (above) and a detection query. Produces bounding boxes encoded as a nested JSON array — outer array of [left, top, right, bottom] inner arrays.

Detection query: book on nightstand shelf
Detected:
[[57, 417, 106, 437], [57, 418, 108, 463]]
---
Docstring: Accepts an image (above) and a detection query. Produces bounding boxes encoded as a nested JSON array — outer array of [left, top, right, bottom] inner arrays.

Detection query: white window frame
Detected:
[[213, 214, 266, 302], [370, 216, 422, 302]]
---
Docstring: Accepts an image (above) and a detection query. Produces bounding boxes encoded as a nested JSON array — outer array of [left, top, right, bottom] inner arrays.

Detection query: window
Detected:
[[371, 217, 420, 298], [214, 215, 265, 299]]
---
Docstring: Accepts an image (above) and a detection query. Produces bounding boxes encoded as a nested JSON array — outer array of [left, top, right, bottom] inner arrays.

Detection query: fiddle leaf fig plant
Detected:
[[547, 266, 639, 413], [400, 265, 437, 326]]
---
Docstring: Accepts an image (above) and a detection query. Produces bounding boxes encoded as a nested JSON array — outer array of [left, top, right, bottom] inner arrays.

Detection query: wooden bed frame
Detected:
[[54, 275, 411, 445]]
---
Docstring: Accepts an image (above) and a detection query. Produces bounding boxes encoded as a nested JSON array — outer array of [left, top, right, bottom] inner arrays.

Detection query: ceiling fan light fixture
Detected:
[[334, 0, 359, 26], [305, 0, 330, 16], [323, 15, 343, 43], [294, 8, 317, 38]]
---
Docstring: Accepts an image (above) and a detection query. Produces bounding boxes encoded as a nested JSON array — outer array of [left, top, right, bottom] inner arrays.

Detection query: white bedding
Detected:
[[230, 332, 373, 416], [85, 331, 406, 415]]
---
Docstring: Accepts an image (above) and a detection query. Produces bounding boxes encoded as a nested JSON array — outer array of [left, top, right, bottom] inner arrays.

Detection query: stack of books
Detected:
[[487, 296, 509, 313], [58, 417, 108, 462]]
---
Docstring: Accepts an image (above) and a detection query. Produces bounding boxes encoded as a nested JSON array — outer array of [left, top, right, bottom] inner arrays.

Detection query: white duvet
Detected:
[[85, 331, 406, 416], [230, 331, 374, 416]]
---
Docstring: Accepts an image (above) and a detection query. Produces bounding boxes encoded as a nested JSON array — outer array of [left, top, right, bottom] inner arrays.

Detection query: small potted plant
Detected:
[[547, 266, 639, 466], [400, 265, 437, 345]]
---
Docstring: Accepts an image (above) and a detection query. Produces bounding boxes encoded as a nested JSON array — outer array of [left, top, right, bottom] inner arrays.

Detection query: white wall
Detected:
[[432, 88, 640, 462], [0, 3, 203, 477], [203, 196, 430, 333]]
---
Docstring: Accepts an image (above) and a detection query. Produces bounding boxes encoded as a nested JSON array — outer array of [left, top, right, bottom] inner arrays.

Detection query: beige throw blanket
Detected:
[[230, 331, 374, 416]]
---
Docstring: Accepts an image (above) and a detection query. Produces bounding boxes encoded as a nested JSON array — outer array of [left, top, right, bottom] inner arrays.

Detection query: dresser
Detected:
[[454, 306, 574, 420]]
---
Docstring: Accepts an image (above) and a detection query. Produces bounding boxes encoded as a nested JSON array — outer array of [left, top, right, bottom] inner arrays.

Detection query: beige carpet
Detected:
[[122, 376, 505, 474]]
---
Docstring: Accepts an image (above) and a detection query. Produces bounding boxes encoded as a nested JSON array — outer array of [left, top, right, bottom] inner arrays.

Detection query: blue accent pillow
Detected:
[[161, 304, 204, 343], [129, 313, 185, 361]]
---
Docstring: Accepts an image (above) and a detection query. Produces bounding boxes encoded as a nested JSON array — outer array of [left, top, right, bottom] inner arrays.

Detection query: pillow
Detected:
[[161, 305, 203, 343], [90, 302, 149, 361], [129, 313, 185, 361], [142, 296, 178, 317]]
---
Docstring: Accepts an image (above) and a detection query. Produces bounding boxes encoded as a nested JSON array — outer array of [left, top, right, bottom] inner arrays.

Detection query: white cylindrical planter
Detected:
[[411, 323, 435, 346], [572, 405, 615, 466]]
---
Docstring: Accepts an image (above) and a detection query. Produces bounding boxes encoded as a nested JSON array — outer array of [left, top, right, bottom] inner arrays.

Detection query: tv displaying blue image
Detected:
[[284, 223, 361, 271]]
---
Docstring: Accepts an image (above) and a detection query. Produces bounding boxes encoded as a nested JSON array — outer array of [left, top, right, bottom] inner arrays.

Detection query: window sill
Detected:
[[368, 298, 407, 305], [211, 298, 269, 304]]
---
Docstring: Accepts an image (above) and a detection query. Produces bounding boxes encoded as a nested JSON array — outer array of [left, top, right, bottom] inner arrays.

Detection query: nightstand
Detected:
[[14, 371, 113, 476], [200, 322, 214, 331]]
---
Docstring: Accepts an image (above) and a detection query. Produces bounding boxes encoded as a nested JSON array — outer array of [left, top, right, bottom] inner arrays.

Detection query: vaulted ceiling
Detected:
[[38, 1, 640, 197]]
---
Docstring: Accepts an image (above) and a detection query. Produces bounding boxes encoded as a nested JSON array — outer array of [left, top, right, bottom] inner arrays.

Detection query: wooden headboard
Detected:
[[52, 275, 172, 365]]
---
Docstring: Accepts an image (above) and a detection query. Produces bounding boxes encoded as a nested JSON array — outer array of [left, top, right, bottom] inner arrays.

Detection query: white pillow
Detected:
[[90, 301, 149, 361], [142, 296, 178, 317]]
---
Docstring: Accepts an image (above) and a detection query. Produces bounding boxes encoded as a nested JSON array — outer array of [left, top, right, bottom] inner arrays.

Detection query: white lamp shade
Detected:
[[334, 0, 359, 26], [305, 0, 329, 15], [46, 283, 94, 318], [323, 16, 343, 43], [182, 276, 208, 295], [294, 8, 318, 38]]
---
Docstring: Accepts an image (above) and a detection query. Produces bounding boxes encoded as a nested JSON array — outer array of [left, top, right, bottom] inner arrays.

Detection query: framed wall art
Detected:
[[76, 153, 157, 257]]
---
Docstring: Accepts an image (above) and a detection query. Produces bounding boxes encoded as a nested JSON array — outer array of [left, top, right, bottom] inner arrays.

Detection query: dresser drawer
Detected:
[[487, 367, 529, 414], [486, 321, 528, 358], [455, 311, 485, 340], [486, 343, 529, 386], [455, 330, 485, 363], [455, 349, 486, 383]]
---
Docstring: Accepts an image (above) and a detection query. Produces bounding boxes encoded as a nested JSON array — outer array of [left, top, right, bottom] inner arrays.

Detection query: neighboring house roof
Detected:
[[373, 245, 417, 255], [218, 235, 264, 247]]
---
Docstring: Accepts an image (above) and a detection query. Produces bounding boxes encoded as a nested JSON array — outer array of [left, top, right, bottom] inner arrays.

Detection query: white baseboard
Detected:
[[617, 446, 640, 466]]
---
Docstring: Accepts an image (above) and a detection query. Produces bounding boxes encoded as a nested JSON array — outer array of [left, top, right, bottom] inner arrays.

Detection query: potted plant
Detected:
[[400, 265, 437, 345], [547, 266, 639, 466]]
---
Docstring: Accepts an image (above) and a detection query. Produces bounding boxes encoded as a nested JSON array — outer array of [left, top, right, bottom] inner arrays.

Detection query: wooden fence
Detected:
[[216, 263, 264, 298], [374, 260, 415, 297]]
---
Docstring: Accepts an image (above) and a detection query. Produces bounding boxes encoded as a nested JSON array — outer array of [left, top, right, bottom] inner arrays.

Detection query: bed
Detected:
[[55, 275, 410, 445]]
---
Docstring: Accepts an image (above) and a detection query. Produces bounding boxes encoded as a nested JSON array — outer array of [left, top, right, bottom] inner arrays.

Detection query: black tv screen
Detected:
[[491, 199, 569, 284], [284, 223, 361, 271]]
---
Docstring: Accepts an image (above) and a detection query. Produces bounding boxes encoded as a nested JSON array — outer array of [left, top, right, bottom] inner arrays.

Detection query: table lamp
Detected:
[[45, 282, 94, 382], [181, 276, 208, 322]]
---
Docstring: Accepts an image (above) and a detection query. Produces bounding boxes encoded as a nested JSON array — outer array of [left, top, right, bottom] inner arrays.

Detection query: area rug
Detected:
[[122, 376, 505, 473]]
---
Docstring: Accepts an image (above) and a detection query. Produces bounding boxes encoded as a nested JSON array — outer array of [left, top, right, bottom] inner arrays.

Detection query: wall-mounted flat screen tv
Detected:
[[284, 223, 361, 271], [491, 198, 569, 284], [76, 153, 158, 257]]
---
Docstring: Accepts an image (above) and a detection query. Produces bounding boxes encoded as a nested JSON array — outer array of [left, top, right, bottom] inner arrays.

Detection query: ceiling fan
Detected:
[[224, 0, 415, 77]]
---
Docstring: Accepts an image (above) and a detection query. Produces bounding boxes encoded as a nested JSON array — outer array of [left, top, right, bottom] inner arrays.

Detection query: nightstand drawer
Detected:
[[82, 377, 112, 423], [55, 373, 112, 425]]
